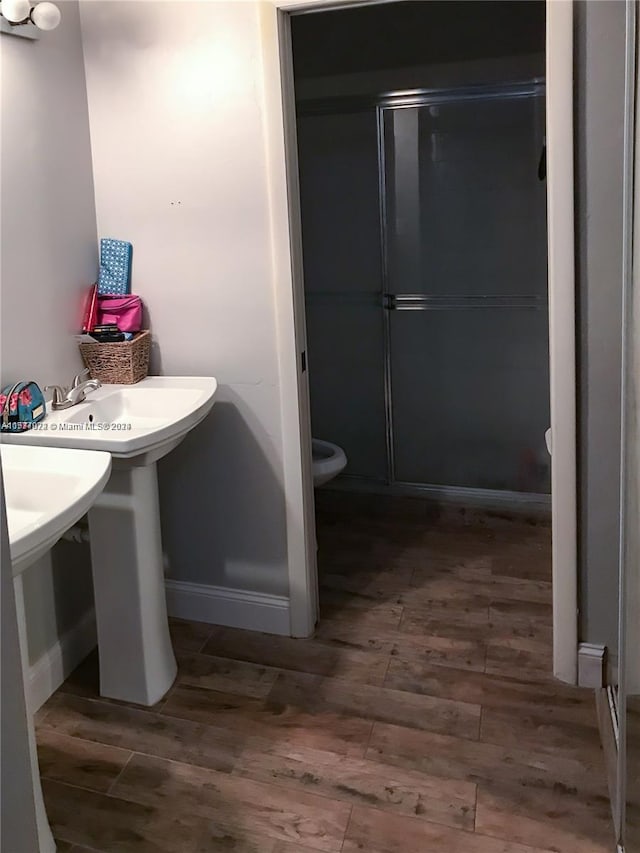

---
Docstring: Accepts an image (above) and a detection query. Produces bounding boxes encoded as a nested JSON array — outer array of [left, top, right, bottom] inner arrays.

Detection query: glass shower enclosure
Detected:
[[298, 81, 550, 503]]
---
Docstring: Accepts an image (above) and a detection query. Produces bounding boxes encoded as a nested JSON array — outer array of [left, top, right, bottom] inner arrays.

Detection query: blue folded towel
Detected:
[[98, 238, 132, 296]]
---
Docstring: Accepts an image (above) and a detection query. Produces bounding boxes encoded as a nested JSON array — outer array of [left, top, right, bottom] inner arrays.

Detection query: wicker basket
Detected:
[[79, 330, 151, 385]]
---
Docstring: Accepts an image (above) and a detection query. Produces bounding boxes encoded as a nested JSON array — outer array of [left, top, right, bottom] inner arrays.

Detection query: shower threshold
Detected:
[[323, 475, 551, 514]]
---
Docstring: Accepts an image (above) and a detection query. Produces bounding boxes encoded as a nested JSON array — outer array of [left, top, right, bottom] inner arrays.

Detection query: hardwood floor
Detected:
[[37, 496, 614, 852]]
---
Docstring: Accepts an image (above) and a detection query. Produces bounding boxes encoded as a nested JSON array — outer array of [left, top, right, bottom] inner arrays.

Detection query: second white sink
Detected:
[[2, 443, 111, 853], [2, 444, 111, 576]]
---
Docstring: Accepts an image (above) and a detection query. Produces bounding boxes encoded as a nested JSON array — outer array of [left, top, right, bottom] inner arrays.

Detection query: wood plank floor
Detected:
[[37, 496, 614, 852]]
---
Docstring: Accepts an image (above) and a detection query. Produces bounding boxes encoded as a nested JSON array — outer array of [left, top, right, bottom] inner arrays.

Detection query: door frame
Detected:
[[546, 0, 577, 683], [267, 0, 578, 682]]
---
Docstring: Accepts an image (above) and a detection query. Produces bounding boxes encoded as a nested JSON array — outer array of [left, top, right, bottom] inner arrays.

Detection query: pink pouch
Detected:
[[97, 295, 143, 332]]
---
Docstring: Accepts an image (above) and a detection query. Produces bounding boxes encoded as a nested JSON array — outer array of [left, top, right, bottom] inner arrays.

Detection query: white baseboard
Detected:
[[165, 580, 290, 636], [28, 609, 97, 713], [578, 643, 607, 688]]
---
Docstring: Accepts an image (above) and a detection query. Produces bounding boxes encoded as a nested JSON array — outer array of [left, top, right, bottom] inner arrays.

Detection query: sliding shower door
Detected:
[[297, 83, 550, 497], [382, 88, 550, 494]]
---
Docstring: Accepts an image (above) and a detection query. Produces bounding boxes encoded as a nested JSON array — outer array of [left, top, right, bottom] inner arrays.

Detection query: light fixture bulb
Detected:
[[1, 0, 31, 23], [30, 1, 60, 30]]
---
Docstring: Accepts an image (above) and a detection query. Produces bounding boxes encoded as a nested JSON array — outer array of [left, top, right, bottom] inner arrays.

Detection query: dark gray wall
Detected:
[[575, 0, 625, 654], [292, 1, 545, 78]]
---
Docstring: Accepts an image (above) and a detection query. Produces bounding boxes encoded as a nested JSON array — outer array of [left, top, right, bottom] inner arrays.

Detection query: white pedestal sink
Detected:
[[4, 376, 218, 706], [1, 444, 111, 853]]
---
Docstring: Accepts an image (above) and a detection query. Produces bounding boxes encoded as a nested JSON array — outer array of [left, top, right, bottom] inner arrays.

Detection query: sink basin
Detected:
[[2, 445, 111, 576], [2, 376, 218, 465], [1, 443, 111, 853], [3, 374, 218, 708]]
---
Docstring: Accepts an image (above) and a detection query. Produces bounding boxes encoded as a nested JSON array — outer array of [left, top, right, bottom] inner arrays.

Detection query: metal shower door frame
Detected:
[[375, 81, 547, 492]]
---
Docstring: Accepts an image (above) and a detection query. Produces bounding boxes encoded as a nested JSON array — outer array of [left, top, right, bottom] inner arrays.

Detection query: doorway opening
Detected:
[[280, 0, 576, 684]]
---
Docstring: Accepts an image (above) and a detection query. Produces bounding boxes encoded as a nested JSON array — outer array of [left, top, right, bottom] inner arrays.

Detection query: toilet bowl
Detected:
[[312, 439, 347, 487]]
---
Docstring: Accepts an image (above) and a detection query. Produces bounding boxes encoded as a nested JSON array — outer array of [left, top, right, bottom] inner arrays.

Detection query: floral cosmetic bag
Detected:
[[0, 381, 46, 432]]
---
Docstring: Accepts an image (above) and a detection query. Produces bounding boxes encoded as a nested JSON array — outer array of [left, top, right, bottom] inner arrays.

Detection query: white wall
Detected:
[[1, 3, 96, 386], [0, 2, 98, 673], [80, 1, 292, 601]]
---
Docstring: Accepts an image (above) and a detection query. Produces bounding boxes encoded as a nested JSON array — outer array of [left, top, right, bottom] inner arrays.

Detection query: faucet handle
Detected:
[[71, 368, 91, 389], [45, 385, 66, 408]]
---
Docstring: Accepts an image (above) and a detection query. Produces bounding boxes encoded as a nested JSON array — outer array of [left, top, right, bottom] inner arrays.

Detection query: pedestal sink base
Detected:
[[89, 463, 177, 706]]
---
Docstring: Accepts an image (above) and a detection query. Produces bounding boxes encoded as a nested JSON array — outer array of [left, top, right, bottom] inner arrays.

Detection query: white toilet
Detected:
[[312, 438, 347, 486]]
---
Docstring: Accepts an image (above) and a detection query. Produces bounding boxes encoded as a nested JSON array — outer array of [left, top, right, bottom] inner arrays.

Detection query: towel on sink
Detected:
[[98, 238, 132, 296]]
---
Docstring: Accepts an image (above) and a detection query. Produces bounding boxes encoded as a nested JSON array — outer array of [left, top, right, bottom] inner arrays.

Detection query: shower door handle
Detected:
[[383, 294, 546, 311], [383, 294, 429, 311], [383, 294, 430, 310], [383, 293, 397, 310]]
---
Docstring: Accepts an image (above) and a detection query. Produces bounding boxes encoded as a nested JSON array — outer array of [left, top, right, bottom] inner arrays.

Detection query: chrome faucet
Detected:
[[46, 369, 102, 410]]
